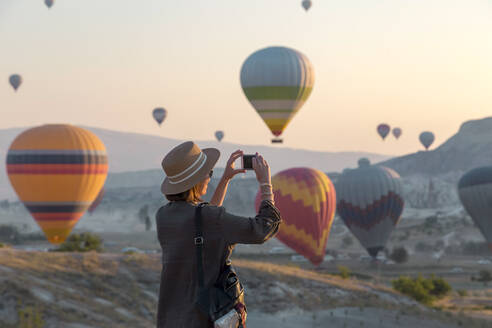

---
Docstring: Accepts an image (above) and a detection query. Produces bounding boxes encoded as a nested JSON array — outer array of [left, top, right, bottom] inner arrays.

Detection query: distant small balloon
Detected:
[[9, 74, 22, 92], [45, 0, 54, 9], [302, 0, 312, 11], [392, 127, 402, 139], [215, 130, 224, 142], [377, 124, 390, 140], [419, 131, 435, 150], [152, 108, 167, 126]]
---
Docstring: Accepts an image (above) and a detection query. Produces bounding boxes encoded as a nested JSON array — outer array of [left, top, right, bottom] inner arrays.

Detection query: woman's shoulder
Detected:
[[201, 203, 225, 218]]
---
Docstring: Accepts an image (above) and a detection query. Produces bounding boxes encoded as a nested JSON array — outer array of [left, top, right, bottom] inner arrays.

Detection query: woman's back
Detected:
[[156, 200, 280, 327]]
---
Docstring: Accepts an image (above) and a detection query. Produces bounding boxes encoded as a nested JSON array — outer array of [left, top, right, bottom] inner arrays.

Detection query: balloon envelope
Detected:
[[336, 159, 404, 257], [302, 0, 312, 11], [377, 124, 390, 140], [255, 168, 336, 265], [215, 130, 224, 142], [6, 125, 108, 244], [458, 167, 492, 253], [392, 127, 402, 139], [88, 188, 105, 214], [240, 46, 314, 139], [153, 108, 167, 126], [9, 74, 22, 91], [419, 131, 435, 150], [45, 0, 54, 8]]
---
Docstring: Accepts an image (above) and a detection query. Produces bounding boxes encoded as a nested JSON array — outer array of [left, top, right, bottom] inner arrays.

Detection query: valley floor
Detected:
[[0, 249, 490, 328]]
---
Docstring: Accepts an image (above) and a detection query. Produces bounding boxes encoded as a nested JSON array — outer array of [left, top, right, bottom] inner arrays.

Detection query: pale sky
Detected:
[[1, 0, 491, 155]]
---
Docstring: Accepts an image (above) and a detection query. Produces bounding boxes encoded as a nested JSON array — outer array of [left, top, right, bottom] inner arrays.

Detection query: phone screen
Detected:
[[242, 155, 255, 170]]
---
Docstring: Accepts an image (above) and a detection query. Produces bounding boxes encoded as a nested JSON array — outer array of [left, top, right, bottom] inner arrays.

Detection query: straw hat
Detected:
[[161, 141, 220, 195]]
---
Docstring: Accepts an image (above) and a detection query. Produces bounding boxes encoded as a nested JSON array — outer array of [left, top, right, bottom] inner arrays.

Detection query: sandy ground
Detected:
[[248, 308, 463, 328]]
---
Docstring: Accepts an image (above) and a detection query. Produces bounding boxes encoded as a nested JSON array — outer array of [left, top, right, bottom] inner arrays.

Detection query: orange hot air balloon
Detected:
[[6, 125, 108, 244], [255, 167, 336, 265], [88, 187, 105, 215]]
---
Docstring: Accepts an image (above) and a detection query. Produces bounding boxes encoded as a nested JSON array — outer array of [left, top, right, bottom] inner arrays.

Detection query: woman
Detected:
[[156, 141, 281, 327]]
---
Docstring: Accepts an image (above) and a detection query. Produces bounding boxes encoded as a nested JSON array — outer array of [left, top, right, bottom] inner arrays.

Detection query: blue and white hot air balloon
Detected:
[[336, 158, 405, 258], [458, 167, 492, 254]]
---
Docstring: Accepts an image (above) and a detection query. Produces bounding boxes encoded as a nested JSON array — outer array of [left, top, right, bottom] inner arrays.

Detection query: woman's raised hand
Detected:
[[222, 150, 246, 181], [252, 153, 271, 185]]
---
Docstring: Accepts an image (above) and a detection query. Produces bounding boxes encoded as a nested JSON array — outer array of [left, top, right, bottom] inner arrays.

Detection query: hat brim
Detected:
[[161, 148, 220, 195]]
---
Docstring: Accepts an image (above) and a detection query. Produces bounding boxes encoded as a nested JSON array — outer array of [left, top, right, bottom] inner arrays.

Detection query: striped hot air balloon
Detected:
[[240, 46, 315, 143], [336, 159, 404, 258], [88, 187, 105, 215], [6, 125, 108, 244], [458, 167, 492, 253], [255, 168, 336, 265]]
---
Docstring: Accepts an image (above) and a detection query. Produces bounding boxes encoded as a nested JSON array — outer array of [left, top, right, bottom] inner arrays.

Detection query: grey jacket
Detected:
[[156, 200, 281, 328]]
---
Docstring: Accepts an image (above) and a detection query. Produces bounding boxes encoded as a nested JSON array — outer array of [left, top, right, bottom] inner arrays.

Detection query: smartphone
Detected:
[[242, 154, 256, 170]]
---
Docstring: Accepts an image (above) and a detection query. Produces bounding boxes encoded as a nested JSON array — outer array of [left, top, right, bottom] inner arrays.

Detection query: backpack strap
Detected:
[[194, 203, 206, 289]]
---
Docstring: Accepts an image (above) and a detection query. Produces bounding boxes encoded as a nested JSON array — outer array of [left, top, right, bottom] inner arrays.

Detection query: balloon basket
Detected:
[[271, 138, 283, 144]]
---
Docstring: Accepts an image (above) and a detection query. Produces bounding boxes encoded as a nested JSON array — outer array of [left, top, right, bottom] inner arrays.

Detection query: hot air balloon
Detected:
[[45, 0, 54, 9], [240, 46, 315, 143], [6, 125, 108, 244], [152, 108, 167, 126], [377, 124, 390, 140], [458, 167, 492, 253], [215, 130, 224, 142], [255, 168, 336, 265], [9, 74, 22, 91], [392, 127, 402, 139], [88, 188, 105, 215], [419, 131, 435, 150], [302, 0, 312, 11], [336, 159, 404, 258]]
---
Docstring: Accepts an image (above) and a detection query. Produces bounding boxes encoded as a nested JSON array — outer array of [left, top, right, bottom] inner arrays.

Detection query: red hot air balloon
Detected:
[[377, 124, 390, 140], [392, 127, 402, 139], [255, 168, 336, 265]]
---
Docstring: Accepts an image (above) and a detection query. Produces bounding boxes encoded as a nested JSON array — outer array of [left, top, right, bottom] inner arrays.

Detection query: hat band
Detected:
[[168, 153, 208, 185]]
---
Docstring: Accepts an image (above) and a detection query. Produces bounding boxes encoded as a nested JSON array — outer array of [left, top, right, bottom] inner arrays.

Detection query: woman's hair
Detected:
[[165, 183, 203, 203]]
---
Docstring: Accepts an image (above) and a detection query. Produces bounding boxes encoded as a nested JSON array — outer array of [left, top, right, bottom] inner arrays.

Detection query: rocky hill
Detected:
[[0, 126, 388, 200], [379, 117, 492, 177]]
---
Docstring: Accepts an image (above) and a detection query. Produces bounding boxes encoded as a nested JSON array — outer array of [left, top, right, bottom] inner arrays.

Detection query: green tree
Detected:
[[392, 275, 451, 305], [54, 232, 103, 252], [476, 270, 492, 286], [138, 205, 152, 231], [390, 247, 409, 264], [341, 235, 353, 248], [337, 266, 351, 279]]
